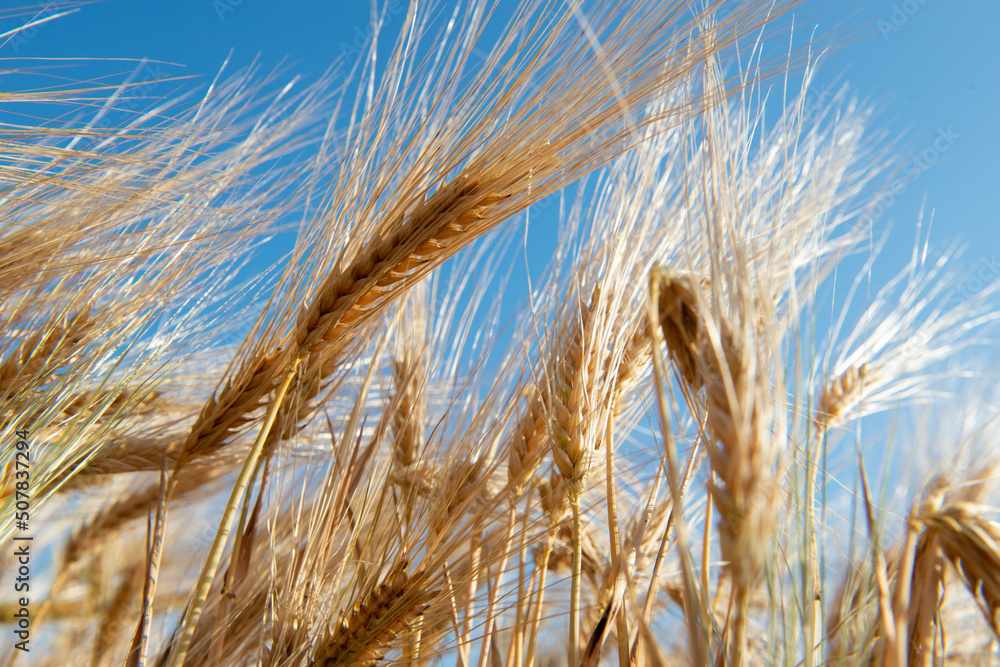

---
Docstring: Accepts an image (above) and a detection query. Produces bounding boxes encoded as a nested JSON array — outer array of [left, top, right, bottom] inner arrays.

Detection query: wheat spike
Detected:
[[314, 563, 436, 667], [885, 474, 1000, 665], [0, 309, 95, 399], [549, 285, 603, 495], [815, 363, 872, 429]]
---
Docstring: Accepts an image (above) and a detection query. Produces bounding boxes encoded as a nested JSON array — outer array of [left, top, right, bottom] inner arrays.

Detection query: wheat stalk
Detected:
[[10, 3, 1000, 667]]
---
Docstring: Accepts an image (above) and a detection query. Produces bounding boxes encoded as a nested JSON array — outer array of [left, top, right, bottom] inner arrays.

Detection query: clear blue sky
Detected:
[[4, 0, 997, 307]]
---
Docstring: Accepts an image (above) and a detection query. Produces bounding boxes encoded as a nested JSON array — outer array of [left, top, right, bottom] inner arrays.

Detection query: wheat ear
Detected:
[[321, 564, 434, 667], [0, 309, 94, 400], [75, 171, 507, 558], [651, 262, 780, 664], [546, 284, 605, 665], [647, 269, 710, 665], [388, 288, 429, 521], [873, 472, 1000, 666], [91, 562, 142, 667], [815, 364, 871, 430]]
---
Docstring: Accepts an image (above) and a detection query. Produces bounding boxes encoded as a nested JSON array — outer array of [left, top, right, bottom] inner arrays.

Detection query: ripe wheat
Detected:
[[2, 2, 999, 666]]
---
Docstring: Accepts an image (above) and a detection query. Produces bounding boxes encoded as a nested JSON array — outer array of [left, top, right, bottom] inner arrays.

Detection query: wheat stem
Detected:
[[124, 455, 170, 667], [804, 428, 825, 667], [511, 507, 530, 667], [702, 491, 713, 600], [167, 359, 300, 667], [603, 400, 630, 667], [569, 494, 583, 667], [207, 453, 265, 663], [477, 503, 516, 667], [525, 530, 554, 667]]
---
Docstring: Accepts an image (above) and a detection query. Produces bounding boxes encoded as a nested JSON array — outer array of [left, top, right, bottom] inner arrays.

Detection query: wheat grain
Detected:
[[815, 364, 871, 429], [313, 562, 435, 667], [874, 473, 1000, 665]]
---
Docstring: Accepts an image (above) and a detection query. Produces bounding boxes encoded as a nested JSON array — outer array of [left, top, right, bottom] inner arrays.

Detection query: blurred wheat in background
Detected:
[[1, 1, 998, 665]]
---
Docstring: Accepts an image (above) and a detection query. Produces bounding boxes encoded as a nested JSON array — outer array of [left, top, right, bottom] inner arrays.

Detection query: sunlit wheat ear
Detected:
[[651, 263, 774, 583], [429, 455, 491, 538], [549, 284, 603, 496], [0, 309, 94, 398], [651, 261, 779, 664], [181, 0, 800, 478], [873, 470, 1000, 666], [650, 266, 704, 391], [814, 363, 872, 430], [623, 498, 673, 576], [819, 233, 1000, 429], [507, 387, 549, 498], [539, 280, 611, 666], [509, 291, 596, 498], [388, 289, 429, 503], [610, 318, 654, 414], [312, 562, 437, 667]]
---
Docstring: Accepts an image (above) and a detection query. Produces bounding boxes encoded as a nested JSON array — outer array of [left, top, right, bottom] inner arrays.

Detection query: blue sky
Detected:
[[3, 0, 997, 317]]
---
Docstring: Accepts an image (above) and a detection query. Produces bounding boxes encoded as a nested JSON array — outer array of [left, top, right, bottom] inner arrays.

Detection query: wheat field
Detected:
[[1, 1, 999, 665]]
